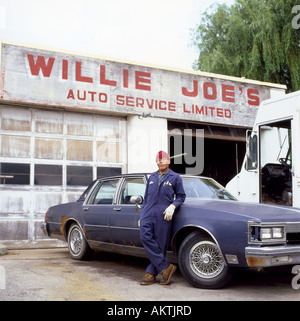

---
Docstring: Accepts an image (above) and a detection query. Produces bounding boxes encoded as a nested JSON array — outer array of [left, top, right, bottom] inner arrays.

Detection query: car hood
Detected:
[[182, 199, 300, 222]]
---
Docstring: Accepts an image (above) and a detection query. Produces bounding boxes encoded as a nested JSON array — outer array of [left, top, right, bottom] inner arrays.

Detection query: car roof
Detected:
[[77, 173, 217, 202], [97, 173, 213, 180]]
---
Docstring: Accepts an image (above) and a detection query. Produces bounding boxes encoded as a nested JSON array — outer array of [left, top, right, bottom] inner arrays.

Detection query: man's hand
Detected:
[[163, 204, 176, 221]]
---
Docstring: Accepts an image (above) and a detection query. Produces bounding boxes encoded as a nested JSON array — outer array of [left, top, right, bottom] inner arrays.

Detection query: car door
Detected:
[[109, 176, 146, 247], [82, 178, 120, 243]]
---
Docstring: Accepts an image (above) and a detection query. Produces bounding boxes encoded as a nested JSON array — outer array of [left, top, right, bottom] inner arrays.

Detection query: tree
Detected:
[[192, 0, 300, 92]]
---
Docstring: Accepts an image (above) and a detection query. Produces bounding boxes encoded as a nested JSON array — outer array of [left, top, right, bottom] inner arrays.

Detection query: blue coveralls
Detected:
[[140, 169, 186, 276]]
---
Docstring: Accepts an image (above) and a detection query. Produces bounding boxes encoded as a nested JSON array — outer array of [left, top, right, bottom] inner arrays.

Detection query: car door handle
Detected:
[[113, 207, 122, 211], [83, 207, 89, 211]]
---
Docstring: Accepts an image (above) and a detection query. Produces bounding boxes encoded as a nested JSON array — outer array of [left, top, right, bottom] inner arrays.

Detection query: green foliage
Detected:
[[192, 0, 300, 92]]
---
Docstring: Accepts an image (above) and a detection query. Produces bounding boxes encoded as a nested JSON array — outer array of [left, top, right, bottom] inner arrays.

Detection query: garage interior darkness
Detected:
[[168, 121, 247, 187]]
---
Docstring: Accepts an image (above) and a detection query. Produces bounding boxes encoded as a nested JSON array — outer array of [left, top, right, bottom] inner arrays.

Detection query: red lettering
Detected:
[[66, 89, 75, 99], [199, 106, 205, 115], [136, 98, 144, 107], [88, 91, 96, 101], [123, 69, 129, 88], [27, 54, 55, 77], [67, 89, 107, 103], [147, 99, 154, 109], [99, 93, 107, 103], [183, 104, 190, 113], [126, 96, 135, 107], [76, 61, 93, 83], [62, 59, 68, 80], [225, 109, 231, 118], [116, 95, 125, 105], [135, 71, 151, 91], [222, 84, 235, 102], [208, 106, 215, 116], [77, 90, 86, 100], [182, 80, 198, 97], [195, 105, 202, 114], [100, 65, 117, 86], [203, 82, 217, 100], [247, 88, 260, 106], [216, 108, 223, 117], [159, 101, 166, 110], [169, 102, 176, 112]]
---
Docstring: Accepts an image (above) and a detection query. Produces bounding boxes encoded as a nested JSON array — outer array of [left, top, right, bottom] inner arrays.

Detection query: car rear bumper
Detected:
[[41, 222, 49, 236], [245, 245, 300, 267]]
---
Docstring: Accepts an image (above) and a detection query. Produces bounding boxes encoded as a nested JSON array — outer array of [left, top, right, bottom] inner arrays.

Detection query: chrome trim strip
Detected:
[[46, 221, 61, 225], [84, 224, 108, 229], [246, 245, 300, 256], [84, 224, 139, 231], [109, 226, 139, 231]]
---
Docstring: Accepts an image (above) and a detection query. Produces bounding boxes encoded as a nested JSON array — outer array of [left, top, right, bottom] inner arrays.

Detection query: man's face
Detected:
[[156, 158, 170, 172]]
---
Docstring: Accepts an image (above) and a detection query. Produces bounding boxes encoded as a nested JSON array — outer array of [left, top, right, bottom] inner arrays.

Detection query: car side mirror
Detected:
[[130, 195, 143, 204]]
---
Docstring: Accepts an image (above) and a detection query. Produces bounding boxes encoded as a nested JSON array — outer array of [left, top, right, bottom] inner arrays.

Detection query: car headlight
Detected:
[[249, 224, 285, 243], [261, 227, 284, 240], [272, 227, 284, 239], [260, 228, 272, 239]]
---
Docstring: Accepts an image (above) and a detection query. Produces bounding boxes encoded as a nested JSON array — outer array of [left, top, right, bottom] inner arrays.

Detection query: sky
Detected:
[[0, 0, 235, 70]]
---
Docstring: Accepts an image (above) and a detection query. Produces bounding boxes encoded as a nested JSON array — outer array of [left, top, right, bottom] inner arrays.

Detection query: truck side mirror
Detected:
[[245, 131, 258, 170]]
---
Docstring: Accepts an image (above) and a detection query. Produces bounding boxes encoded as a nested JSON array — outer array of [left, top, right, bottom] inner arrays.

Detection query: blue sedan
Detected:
[[42, 174, 300, 289]]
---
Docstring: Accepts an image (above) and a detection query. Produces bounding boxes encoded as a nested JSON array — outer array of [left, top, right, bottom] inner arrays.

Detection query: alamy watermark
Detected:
[[291, 265, 300, 290], [292, 5, 300, 29], [128, 128, 204, 175]]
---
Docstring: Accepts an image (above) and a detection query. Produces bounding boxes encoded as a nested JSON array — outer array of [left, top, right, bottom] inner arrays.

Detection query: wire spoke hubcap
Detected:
[[189, 241, 225, 279], [69, 227, 83, 255]]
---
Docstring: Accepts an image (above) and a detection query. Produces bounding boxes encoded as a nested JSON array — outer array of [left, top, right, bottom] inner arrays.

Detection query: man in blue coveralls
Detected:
[[140, 150, 186, 285]]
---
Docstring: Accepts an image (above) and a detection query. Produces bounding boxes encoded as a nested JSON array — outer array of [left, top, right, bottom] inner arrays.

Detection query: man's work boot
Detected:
[[140, 273, 156, 285], [160, 264, 177, 285]]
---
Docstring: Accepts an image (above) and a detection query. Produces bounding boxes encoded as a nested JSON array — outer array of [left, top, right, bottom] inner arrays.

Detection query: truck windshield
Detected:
[[260, 119, 291, 167]]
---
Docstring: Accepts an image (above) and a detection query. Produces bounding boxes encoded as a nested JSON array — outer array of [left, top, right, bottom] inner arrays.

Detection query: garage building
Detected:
[[0, 42, 286, 246]]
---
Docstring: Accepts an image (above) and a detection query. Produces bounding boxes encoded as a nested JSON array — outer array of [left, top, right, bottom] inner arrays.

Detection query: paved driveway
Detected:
[[0, 247, 299, 301]]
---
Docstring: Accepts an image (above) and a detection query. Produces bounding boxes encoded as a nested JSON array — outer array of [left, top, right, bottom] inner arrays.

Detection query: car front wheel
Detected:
[[178, 231, 234, 289], [67, 223, 92, 260]]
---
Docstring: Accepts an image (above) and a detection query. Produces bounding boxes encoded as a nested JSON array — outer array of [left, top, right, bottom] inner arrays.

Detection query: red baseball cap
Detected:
[[156, 150, 170, 161]]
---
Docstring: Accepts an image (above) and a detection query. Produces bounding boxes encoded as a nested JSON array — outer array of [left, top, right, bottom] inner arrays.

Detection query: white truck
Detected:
[[226, 90, 300, 207]]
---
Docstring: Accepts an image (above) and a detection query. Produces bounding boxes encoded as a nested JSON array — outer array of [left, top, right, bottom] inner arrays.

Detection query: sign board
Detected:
[[0, 42, 286, 127]]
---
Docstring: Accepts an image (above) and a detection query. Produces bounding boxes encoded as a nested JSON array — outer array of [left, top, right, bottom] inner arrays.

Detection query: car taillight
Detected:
[[44, 210, 48, 222]]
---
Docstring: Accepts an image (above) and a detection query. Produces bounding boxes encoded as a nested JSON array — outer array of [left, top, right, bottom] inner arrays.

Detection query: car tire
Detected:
[[178, 231, 234, 289], [67, 223, 92, 260]]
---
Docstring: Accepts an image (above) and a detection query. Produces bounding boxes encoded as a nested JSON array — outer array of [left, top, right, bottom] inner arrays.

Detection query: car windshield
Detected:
[[182, 176, 237, 201]]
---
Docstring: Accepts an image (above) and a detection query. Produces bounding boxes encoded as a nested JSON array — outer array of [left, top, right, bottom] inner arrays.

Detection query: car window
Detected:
[[119, 177, 146, 204], [182, 177, 237, 201], [87, 179, 119, 204], [77, 180, 97, 201]]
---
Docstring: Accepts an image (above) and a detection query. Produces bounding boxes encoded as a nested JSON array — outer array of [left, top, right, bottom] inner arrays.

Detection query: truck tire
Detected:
[[67, 223, 92, 260], [178, 231, 234, 289]]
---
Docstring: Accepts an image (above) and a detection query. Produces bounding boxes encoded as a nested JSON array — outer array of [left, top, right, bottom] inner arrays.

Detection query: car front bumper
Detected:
[[246, 245, 300, 267]]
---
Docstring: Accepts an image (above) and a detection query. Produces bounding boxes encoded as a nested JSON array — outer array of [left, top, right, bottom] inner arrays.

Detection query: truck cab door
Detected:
[[259, 119, 292, 205]]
